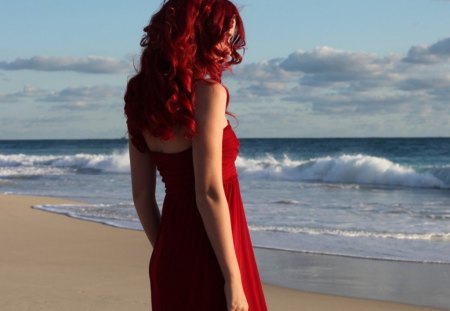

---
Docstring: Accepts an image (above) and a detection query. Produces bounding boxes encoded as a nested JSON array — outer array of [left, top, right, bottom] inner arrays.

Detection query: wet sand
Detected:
[[255, 247, 450, 310]]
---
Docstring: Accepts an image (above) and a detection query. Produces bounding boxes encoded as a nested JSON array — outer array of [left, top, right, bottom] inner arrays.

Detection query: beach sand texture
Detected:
[[0, 194, 444, 311]]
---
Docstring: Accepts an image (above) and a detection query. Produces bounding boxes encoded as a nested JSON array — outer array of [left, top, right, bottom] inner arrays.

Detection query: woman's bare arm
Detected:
[[192, 81, 242, 283], [129, 141, 161, 247]]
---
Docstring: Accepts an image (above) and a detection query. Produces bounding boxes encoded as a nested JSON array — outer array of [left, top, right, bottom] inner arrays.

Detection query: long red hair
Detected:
[[124, 0, 245, 151]]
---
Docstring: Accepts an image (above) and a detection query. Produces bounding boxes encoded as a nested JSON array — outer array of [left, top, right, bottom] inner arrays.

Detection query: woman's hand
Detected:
[[224, 279, 249, 311]]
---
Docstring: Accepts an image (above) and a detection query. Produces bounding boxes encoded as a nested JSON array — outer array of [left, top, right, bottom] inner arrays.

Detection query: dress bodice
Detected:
[[149, 120, 240, 194]]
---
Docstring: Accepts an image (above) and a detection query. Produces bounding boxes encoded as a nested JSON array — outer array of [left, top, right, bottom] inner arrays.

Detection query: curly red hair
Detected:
[[124, 0, 246, 152]]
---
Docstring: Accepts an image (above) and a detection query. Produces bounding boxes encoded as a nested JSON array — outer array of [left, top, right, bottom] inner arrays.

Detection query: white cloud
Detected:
[[397, 75, 450, 91], [403, 37, 450, 64], [0, 55, 131, 74], [0, 85, 47, 103], [1, 84, 124, 110], [40, 85, 121, 101], [232, 58, 295, 82], [228, 37, 450, 120], [280, 47, 386, 76]]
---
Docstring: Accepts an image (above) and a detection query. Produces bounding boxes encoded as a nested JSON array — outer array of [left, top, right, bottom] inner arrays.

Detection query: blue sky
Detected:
[[1, 0, 450, 138]]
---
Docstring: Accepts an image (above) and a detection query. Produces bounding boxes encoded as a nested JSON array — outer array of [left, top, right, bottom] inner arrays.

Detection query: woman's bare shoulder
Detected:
[[193, 80, 228, 126], [193, 79, 227, 99]]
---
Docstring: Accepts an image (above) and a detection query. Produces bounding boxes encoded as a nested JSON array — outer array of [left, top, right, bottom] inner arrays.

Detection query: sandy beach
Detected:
[[0, 194, 444, 311]]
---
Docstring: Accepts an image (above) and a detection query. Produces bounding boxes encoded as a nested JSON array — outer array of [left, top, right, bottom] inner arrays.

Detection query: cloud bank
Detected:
[[0, 56, 131, 74], [230, 37, 450, 118], [2, 36, 449, 137]]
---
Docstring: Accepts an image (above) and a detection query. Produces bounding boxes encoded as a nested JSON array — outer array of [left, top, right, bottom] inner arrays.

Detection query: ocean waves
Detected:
[[236, 153, 449, 189], [0, 150, 129, 177], [1, 151, 449, 189], [3, 138, 448, 266]]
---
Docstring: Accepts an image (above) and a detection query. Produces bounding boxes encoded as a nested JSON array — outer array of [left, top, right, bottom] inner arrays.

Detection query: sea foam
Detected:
[[236, 153, 448, 189], [0, 149, 129, 177], [249, 225, 450, 242]]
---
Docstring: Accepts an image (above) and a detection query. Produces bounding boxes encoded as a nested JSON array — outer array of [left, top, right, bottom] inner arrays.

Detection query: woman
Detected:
[[124, 1, 268, 310]]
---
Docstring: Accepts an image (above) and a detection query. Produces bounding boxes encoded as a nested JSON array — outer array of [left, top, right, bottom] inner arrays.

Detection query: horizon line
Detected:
[[1, 136, 450, 141]]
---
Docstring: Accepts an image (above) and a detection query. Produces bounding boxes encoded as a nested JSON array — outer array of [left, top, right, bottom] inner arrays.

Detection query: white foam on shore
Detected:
[[32, 203, 143, 231], [249, 225, 450, 242]]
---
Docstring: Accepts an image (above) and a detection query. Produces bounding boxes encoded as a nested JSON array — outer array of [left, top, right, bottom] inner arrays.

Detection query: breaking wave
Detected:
[[0, 149, 129, 177], [1, 151, 449, 189], [236, 154, 448, 189]]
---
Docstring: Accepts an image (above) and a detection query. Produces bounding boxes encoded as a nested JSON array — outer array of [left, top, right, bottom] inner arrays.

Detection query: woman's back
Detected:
[[142, 81, 229, 154], [142, 125, 192, 154]]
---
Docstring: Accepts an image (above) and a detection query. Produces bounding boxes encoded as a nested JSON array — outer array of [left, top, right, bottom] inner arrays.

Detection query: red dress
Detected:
[[148, 119, 268, 310]]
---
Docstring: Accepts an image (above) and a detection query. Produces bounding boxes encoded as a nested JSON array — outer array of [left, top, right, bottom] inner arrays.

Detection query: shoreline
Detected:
[[1, 194, 446, 311], [32, 199, 450, 266], [30, 201, 450, 265]]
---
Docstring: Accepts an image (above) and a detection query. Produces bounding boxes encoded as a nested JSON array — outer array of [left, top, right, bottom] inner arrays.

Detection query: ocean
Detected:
[[1, 136, 449, 264]]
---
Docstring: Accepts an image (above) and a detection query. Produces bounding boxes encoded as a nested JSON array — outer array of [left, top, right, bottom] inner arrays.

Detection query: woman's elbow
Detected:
[[132, 187, 155, 205], [131, 187, 144, 202], [195, 185, 225, 210]]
